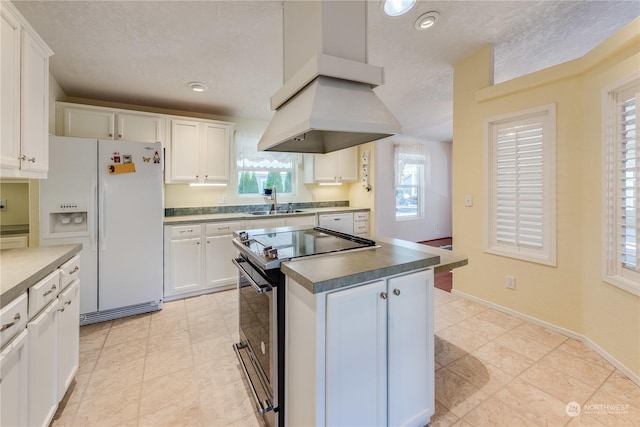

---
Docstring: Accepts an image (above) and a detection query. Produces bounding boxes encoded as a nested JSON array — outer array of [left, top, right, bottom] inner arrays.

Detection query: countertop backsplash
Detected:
[[164, 200, 350, 217]]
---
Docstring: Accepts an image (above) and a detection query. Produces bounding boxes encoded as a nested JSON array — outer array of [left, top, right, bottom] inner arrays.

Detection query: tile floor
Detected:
[[51, 288, 640, 427]]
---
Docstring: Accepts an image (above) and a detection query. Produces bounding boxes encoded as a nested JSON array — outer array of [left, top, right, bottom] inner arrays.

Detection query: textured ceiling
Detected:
[[13, 0, 639, 143]]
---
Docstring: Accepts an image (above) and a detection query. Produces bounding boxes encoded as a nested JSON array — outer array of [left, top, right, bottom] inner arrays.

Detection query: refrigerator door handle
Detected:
[[89, 178, 97, 251], [99, 179, 106, 251]]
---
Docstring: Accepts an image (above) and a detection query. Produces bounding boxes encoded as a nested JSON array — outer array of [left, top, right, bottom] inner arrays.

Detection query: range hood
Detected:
[[258, 1, 401, 154]]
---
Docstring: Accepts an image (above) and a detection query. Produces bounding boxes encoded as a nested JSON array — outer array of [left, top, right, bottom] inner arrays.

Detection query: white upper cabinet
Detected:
[[166, 118, 233, 184], [57, 102, 164, 143], [304, 146, 358, 183], [0, 2, 52, 179]]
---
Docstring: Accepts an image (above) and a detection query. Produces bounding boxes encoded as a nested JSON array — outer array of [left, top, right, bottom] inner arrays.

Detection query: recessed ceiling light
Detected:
[[188, 81, 207, 92], [382, 0, 416, 17], [415, 11, 439, 30]]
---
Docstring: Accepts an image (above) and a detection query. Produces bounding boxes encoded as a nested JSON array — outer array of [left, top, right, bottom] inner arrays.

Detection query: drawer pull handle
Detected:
[[64, 300, 72, 306], [43, 284, 57, 296], [70, 266, 79, 274], [57, 307, 65, 313], [1, 313, 21, 332]]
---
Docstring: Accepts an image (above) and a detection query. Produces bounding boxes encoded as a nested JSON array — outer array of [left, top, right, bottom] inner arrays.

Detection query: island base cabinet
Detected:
[[286, 269, 434, 427], [0, 329, 29, 427]]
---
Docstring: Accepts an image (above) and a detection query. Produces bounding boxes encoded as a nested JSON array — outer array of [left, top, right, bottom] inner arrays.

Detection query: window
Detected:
[[603, 76, 639, 295], [394, 144, 425, 219], [484, 104, 556, 265], [235, 132, 300, 196]]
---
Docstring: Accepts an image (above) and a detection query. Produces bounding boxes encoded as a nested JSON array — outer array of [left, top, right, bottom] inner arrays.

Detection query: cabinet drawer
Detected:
[[354, 211, 369, 222], [170, 225, 202, 239], [0, 293, 28, 348], [205, 221, 242, 236], [354, 222, 369, 234], [59, 255, 80, 289], [28, 270, 60, 318]]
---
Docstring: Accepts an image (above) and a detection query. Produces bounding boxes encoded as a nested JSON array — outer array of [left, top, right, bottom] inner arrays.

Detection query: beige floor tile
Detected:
[[74, 384, 141, 427], [152, 299, 186, 320], [187, 309, 227, 328], [434, 313, 455, 332], [474, 308, 524, 330], [495, 378, 574, 426], [143, 346, 194, 381], [222, 412, 263, 427], [493, 326, 559, 361], [584, 381, 640, 426], [192, 334, 236, 366], [84, 357, 145, 400], [435, 335, 468, 367], [79, 321, 113, 337], [65, 373, 91, 406], [79, 329, 109, 353], [77, 348, 101, 376], [447, 354, 513, 395], [460, 396, 541, 427], [457, 315, 509, 341], [472, 341, 536, 376], [519, 362, 597, 405], [149, 312, 189, 336], [147, 327, 191, 354], [428, 400, 459, 427], [196, 360, 244, 390], [94, 337, 147, 369], [556, 339, 615, 372], [436, 324, 489, 354], [139, 397, 202, 427], [139, 367, 200, 416], [50, 402, 79, 427], [437, 304, 474, 324], [200, 378, 256, 426], [599, 370, 640, 404], [103, 321, 150, 348], [433, 288, 461, 306], [111, 312, 151, 330], [435, 367, 489, 418], [512, 322, 567, 349], [448, 298, 488, 316], [539, 349, 613, 388], [566, 412, 608, 426], [190, 321, 232, 344]]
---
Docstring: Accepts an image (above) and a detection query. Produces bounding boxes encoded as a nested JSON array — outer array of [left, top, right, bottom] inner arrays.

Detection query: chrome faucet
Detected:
[[265, 187, 278, 213]]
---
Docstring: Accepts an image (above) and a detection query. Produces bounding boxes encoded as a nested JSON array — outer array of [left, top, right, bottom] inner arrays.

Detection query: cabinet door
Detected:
[[61, 106, 115, 139], [313, 151, 339, 181], [57, 280, 79, 400], [169, 120, 200, 182], [0, 329, 29, 427], [202, 123, 229, 182], [167, 237, 202, 296], [28, 300, 59, 427], [205, 234, 237, 289], [0, 6, 21, 170], [325, 281, 387, 427], [117, 113, 163, 143], [387, 270, 434, 426], [20, 29, 50, 173], [337, 146, 358, 182]]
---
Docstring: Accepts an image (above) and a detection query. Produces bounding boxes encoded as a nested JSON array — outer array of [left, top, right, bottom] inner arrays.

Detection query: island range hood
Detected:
[[258, 1, 401, 154]]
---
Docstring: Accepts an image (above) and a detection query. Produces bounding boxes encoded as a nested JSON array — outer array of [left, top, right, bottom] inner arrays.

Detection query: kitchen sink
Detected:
[[248, 210, 305, 216]]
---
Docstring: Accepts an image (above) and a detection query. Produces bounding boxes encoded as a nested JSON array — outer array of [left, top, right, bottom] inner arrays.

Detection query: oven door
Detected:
[[232, 256, 277, 427]]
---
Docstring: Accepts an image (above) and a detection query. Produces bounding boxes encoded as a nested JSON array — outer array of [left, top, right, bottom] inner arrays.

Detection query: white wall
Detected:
[[374, 136, 452, 242]]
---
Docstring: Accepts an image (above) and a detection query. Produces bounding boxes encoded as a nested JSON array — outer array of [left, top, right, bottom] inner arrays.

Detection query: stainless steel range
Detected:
[[232, 226, 377, 427]]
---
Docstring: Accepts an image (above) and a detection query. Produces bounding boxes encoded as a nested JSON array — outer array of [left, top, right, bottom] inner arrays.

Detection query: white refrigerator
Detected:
[[40, 136, 164, 324]]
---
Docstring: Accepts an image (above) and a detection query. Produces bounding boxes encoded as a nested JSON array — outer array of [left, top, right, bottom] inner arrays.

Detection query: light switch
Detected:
[[464, 195, 473, 207]]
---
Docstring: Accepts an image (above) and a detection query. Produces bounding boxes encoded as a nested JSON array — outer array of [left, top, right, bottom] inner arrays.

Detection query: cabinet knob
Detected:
[[393, 288, 401, 296], [118, 134, 122, 138], [109, 133, 113, 137], [19, 155, 26, 161], [380, 292, 387, 300]]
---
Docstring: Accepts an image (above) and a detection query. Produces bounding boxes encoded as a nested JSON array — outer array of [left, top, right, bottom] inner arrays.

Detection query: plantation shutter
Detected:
[[615, 86, 639, 272], [494, 119, 545, 249]]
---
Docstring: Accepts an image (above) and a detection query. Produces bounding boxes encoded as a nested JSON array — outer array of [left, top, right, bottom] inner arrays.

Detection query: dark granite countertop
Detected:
[[0, 244, 82, 307], [163, 207, 369, 225]]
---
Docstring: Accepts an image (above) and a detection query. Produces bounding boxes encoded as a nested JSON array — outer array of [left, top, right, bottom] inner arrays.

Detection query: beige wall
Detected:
[[0, 182, 30, 225], [452, 20, 640, 378]]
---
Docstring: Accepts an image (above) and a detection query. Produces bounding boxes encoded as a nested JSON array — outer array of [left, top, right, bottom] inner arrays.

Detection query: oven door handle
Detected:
[[233, 257, 273, 294]]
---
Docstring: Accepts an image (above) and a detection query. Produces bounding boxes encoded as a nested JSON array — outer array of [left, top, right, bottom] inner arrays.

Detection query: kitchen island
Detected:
[[233, 225, 466, 427]]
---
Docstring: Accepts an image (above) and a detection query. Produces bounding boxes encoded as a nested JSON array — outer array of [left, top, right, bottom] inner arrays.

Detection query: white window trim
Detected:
[[483, 103, 557, 266], [394, 144, 426, 221], [601, 73, 640, 296]]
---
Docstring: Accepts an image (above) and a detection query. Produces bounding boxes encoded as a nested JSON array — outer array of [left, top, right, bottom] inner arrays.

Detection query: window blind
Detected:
[[494, 121, 545, 249], [616, 88, 638, 272]]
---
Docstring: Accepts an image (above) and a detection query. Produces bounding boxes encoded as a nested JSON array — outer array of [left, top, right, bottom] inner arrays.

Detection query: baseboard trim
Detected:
[[451, 289, 640, 387]]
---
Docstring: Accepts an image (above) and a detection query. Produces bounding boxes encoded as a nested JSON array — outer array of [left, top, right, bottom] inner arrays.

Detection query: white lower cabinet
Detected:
[[0, 329, 29, 427], [28, 299, 59, 427], [57, 279, 80, 399], [164, 221, 240, 300], [287, 269, 434, 427]]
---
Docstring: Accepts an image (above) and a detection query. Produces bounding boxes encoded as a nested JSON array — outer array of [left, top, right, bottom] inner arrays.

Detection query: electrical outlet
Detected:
[[0, 199, 6, 211], [506, 275, 516, 290], [218, 196, 227, 204]]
